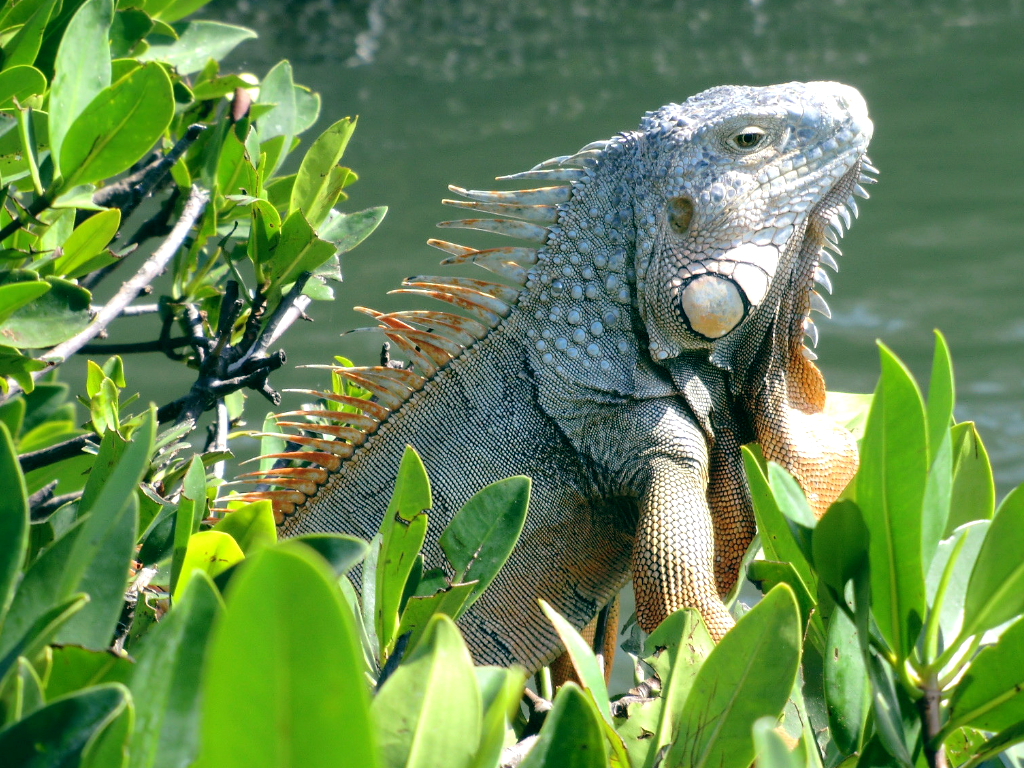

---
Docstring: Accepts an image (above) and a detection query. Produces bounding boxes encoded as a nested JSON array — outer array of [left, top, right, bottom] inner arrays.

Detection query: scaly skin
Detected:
[[241, 81, 874, 672]]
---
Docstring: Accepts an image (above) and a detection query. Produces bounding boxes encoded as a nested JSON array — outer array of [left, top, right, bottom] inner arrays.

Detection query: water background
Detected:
[[72, 0, 1023, 693], [182, 0, 1024, 488]]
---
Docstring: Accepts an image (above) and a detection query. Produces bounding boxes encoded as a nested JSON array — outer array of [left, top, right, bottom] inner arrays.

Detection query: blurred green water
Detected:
[[93, 0, 1024, 489]]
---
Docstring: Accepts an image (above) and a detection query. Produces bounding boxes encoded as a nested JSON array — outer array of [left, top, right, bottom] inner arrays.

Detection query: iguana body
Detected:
[[240, 81, 874, 672]]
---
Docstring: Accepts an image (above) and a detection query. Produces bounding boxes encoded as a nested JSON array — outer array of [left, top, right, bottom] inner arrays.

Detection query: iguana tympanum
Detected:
[[237, 81, 874, 672]]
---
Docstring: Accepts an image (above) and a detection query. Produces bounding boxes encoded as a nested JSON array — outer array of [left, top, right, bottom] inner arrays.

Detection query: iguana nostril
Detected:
[[668, 196, 694, 234], [678, 274, 745, 339]]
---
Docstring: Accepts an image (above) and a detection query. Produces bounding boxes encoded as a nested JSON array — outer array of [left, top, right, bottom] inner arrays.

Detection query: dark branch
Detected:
[[19, 433, 93, 473], [79, 188, 180, 291], [920, 674, 948, 768], [91, 124, 205, 220], [79, 337, 195, 355], [32, 490, 83, 521], [0, 185, 210, 405]]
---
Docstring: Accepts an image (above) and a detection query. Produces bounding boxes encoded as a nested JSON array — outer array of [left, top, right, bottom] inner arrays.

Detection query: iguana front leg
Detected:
[[633, 455, 735, 640]]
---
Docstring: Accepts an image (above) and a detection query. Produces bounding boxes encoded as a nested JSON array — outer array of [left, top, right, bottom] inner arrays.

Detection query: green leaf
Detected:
[[925, 330, 955, 463], [0, 593, 88, 684], [318, 205, 388, 253], [0, 276, 92, 348], [45, 646, 132, 700], [439, 476, 530, 612], [0, 423, 28, 627], [752, 717, 801, 768], [52, 208, 120, 278], [136, 20, 256, 75], [0, 108, 45, 185], [196, 546, 378, 768], [289, 534, 366, 576], [215, 128, 256, 197], [921, 428, 953, 570], [246, 198, 281, 274], [767, 461, 816, 562], [824, 392, 874, 442], [0, 683, 128, 767], [0, 515, 85, 661], [60, 406, 153, 596], [0, 346, 46, 393], [109, 8, 153, 58], [48, 0, 113, 168], [213, 500, 276, 555], [811, 499, 868, 593], [539, 599, 614, 724], [667, 584, 802, 768], [128, 571, 222, 768], [0, 65, 47, 109], [865, 651, 913, 765], [173, 530, 243, 601], [924, 521, 989, 642], [857, 343, 928, 661], [146, 0, 215, 24], [0, 0, 57, 72], [264, 210, 335, 293], [290, 116, 356, 229], [742, 446, 815, 592], [375, 446, 430, 659], [636, 609, 714, 768], [53, 493, 137, 648], [396, 582, 476, 652], [824, 608, 870, 754], [0, 656, 45, 725], [170, 455, 206, 597], [60, 62, 175, 189], [948, 616, 1024, 735], [0, 279, 51, 325], [373, 614, 480, 768], [947, 422, 995, 535], [81, 693, 134, 768], [473, 666, 526, 768], [961, 483, 1024, 638], [256, 60, 320, 145], [521, 683, 606, 768], [747, 560, 821, 644]]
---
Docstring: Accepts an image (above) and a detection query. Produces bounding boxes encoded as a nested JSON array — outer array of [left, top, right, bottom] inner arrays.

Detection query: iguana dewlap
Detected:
[[238, 81, 874, 672]]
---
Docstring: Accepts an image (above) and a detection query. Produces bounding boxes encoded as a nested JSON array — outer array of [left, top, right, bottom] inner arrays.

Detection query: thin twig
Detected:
[[0, 185, 210, 405], [89, 303, 160, 317]]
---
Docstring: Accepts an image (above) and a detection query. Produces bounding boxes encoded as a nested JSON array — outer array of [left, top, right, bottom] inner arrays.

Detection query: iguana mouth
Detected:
[[798, 156, 877, 360]]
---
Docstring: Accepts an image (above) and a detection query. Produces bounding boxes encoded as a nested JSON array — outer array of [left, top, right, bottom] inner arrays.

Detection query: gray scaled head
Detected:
[[631, 81, 874, 363]]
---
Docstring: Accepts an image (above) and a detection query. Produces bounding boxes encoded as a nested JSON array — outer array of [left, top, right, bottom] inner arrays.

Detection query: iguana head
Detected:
[[631, 81, 873, 370]]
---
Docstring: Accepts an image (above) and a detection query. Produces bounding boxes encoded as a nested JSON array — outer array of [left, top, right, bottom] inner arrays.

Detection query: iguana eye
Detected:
[[731, 127, 765, 150], [668, 196, 694, 234]]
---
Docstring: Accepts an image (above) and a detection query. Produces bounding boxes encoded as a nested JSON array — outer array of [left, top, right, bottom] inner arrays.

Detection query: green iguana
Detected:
[[236, 81, 875, 673]]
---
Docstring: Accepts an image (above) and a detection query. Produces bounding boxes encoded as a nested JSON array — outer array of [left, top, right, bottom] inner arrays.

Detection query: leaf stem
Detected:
[[922, 530, 968, 666], [918, 670, 949, 768], [937, 634, 981, 690]]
